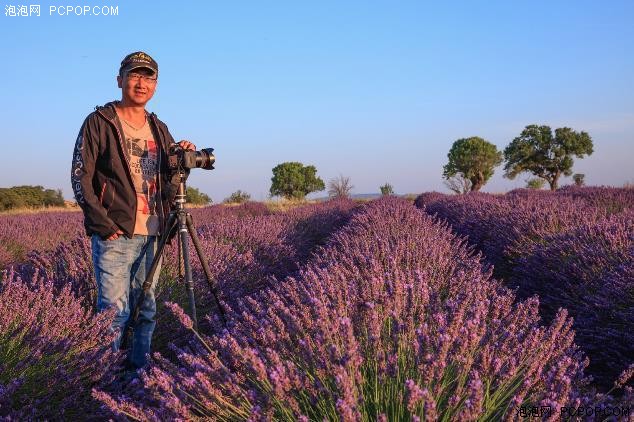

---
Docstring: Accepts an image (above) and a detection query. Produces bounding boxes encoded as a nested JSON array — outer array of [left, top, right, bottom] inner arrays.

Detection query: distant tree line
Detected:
[[265, 124, 594, 201], [3, 124, 596, 211], [0, 185, 65, 211], [0, 184, 215, 211]]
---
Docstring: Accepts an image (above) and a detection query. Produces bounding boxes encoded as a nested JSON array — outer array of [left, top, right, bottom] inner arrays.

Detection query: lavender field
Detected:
[[1, 190, 632, 420]]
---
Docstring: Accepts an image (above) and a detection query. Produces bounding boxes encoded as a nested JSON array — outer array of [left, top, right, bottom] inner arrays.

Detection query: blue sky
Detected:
[[1, 1, 633, 201]]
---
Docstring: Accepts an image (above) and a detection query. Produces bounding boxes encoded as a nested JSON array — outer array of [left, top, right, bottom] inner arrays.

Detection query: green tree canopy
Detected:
[[503, 125, 593, 191], [186, 186, 212, 205], [269, 162, 325, 200], [443, 137, 502, 192]]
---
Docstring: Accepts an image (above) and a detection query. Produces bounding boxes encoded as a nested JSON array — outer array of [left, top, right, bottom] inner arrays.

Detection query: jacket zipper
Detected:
[[149, 113, 167, 234]]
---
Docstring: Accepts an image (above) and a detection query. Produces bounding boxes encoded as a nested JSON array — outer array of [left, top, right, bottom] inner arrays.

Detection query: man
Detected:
[[71, 51, 195, 371]]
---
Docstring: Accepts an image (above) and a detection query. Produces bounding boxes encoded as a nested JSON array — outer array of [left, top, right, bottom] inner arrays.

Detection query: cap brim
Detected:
[[122, 65, 157, 75]]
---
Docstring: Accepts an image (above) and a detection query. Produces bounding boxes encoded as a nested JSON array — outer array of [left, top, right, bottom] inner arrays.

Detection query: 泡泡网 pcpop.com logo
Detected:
[[517, 405, 631, 419], [49, 5, 119, 16]]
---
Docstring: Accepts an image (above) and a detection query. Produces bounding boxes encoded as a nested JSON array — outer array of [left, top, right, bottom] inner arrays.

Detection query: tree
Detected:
[[379, 183, 394, 196], [525, 178, 546, 190], [573, 173, 585, 187], [224, 190, 251, 204], [328, 175, 353, 199], [443, 137, 502, 192], [503, 125, 593, 191], [186, 186, 212, 205], [443, 174, 472, 194], [270, 162, 325, 200]]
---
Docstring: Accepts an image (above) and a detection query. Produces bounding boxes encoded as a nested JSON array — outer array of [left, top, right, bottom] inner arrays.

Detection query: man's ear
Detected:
[[117, 75, 123, 88]]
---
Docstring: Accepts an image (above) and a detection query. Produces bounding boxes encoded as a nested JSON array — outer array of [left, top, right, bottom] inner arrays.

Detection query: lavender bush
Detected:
[[0, 268, 116, 419], [96, 197, 606, 420], [15, 236, 96, 306]]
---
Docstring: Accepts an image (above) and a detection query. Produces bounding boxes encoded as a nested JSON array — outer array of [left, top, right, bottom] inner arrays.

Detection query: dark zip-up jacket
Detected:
[[71, 101, 178, 239]]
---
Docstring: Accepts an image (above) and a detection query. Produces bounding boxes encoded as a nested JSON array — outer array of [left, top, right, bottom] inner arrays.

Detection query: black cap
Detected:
[[119, 51, 158, 75]]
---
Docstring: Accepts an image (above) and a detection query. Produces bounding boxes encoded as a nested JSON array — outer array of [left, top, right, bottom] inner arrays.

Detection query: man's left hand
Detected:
[[177, 140, 196, 151]]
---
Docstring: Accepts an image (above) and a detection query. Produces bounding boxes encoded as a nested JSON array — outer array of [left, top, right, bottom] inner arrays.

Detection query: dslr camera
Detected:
[[168, 145, 215, 171]]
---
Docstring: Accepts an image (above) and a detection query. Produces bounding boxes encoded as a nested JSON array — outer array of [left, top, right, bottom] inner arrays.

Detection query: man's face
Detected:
[[117, 67, 157, 106]]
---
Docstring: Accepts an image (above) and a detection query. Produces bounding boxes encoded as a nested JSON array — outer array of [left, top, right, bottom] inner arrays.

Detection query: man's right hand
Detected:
[[106, 229, 125, 241]]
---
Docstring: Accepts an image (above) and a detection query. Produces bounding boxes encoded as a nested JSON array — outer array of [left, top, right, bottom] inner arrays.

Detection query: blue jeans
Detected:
[[91, 234, 162, 369]]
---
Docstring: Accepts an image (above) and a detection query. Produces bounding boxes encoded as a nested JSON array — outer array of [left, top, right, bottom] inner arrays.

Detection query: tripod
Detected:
[[124, 170, 226, 348]]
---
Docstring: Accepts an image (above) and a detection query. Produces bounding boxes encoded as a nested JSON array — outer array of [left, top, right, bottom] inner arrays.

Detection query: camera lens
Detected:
[[195, 148, 215, 170]]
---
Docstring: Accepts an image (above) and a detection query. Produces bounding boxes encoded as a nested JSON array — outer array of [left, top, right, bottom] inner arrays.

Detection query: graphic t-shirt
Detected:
[[118, 113, 160, 235]]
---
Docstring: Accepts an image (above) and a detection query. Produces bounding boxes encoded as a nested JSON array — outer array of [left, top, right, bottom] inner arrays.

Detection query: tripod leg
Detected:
[[186, 213, 227, 325], [177, 229, 184, 286], [123, 212, 178, 350], [178, 212, 198, 330]]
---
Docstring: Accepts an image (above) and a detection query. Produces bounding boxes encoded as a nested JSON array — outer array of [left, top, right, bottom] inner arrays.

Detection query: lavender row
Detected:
[[510, 185, 634, 214], [512, 211, 634, 388], [0, 269, 117, 419], [415, 190, 611, 276], [415, 187, 633, 389], [95, 197, 632, 420], [0, 211, 84, 269]]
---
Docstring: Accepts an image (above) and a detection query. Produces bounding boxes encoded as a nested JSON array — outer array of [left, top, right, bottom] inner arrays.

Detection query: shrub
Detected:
[[327, 175, 353, 199], [573, 173, 585, 187], [379, 183, 394, 196], [223, 190, 251, 204]]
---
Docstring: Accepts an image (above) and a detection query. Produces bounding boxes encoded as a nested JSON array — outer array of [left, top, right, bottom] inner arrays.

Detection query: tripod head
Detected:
[[172, 169, 189, 211], [167, 144, 215, 210]]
